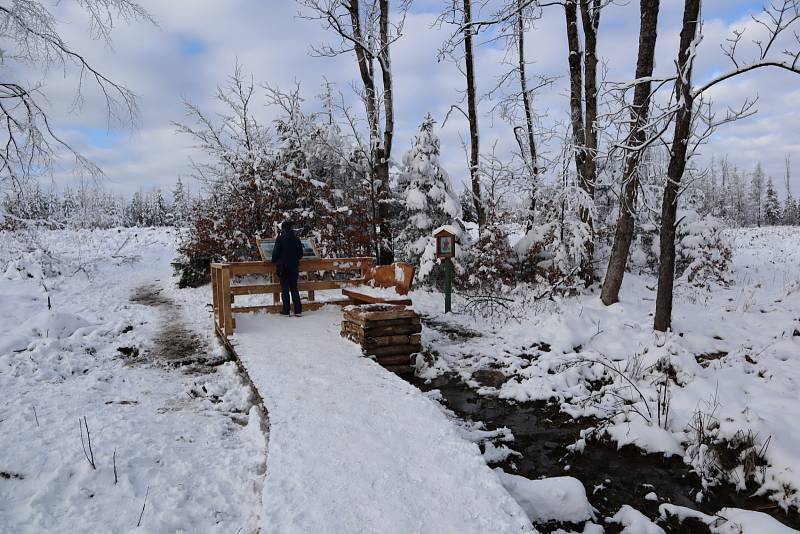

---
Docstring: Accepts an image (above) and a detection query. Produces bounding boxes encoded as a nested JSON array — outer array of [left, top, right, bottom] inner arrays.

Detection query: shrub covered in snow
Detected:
[[514, 184, 592, 286], [459, 222, 517, 291], [675, 210, 733, 288]]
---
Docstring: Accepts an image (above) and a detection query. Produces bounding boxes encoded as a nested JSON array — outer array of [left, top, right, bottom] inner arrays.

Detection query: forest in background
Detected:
[[3, 0, 800, 333]]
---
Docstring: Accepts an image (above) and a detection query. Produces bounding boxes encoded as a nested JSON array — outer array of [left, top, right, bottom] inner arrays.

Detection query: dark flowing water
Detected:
[[409, 374, 800, 533]]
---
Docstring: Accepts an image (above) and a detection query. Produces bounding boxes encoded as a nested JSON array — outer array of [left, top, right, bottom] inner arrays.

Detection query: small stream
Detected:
[[409, 374, 800, 533]]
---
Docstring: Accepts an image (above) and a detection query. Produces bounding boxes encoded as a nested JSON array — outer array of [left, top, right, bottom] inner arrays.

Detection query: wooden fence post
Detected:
[[220, 267, 233, 337]]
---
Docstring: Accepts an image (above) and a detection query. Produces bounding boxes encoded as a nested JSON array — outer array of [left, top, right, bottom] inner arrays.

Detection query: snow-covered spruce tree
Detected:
[[749, 164, 765, 227], [675, 209, 733, 288], [395, 115, 461, 282], [172, 178, 192, 227], [764, 178, 781, 226], [458, 186, 478, 224]]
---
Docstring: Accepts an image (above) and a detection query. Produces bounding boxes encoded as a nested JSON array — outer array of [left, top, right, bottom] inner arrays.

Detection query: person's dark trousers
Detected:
[[279, 266, 302, 315]]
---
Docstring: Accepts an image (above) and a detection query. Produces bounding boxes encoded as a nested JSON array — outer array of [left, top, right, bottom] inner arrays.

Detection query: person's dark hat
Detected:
[[281, 220, 293, 231]]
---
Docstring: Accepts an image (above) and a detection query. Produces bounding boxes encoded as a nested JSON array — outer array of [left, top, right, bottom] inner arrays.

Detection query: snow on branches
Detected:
[[395, 114, 461, 283]]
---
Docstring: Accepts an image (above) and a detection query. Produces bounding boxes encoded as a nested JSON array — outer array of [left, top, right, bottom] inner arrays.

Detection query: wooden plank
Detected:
[[371, 354, 413, 366], [365, 344, 423, 357], [342, 317, 421, 329], [341, 330, 421, 348], [211, 267, 219, 314], [231, 299, 351, 315], [370, 263, 416, 295], [227, 257, 375, 276], [343, 306, 417, 324], [341, 288, 412, 306], [230, 278, 367, 296], [341, 320, 422, 337], [216, 269, 225, 331]]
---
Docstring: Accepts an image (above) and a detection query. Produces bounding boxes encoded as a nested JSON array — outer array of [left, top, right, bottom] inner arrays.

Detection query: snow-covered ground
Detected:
[[3, 225, 800, 533], [413, 226, 800, 531], [0, 228, 266, 533]]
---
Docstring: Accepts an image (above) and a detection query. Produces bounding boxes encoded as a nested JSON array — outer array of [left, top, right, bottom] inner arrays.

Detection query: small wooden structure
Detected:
[[342, 262, 416, 305], [433, 227, 456, 258], [211, 257, 375, 338], [340, 305, 422, 374]]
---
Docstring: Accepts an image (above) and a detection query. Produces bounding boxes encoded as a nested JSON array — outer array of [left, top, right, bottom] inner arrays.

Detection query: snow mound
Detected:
[[604, 417, 684, 457], [608, 505, 665, 534], [0, 310, 91, 354], [711, 508, 798, 534], [494, 468, 595, 524]]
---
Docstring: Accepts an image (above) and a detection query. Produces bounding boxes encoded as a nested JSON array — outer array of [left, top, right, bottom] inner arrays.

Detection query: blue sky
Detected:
[[34, 0, 800, 198]]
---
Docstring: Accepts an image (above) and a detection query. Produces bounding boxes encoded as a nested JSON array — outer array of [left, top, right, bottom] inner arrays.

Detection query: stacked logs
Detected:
[[340, 305, 422, 374]]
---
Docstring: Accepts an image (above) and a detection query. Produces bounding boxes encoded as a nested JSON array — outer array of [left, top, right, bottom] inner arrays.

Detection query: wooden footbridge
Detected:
[[211, 256, 416, 332], [211, 256, 421, 373]]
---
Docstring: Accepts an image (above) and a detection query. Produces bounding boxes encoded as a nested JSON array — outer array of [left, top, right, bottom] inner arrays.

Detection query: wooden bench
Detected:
[[211, 257, 375, 338], [342, 262, 416, 306]]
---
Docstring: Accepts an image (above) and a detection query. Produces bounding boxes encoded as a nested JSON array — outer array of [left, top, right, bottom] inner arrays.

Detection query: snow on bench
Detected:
[[229, 308, 534, 533]]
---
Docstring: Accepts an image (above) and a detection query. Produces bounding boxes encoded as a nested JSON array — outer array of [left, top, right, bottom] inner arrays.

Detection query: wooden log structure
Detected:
[[340, 305, 423, 375], [211, 257, 375, 338]]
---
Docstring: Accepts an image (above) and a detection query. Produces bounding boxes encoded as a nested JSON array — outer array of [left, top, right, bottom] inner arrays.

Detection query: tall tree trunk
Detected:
[[376, 0, 395, 264], [565, 0, 601, 286], [653, 0, 701, 332], [463, 0, 485, 229], [578, 0, 600, 286], [564, 0, 586, 185], [517, 0, 539, 228], [349, 0, 395, 264], [600, 0, 661, 305]]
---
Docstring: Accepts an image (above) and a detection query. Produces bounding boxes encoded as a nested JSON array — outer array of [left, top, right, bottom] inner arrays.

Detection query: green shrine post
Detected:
[[443, 257, 453, 313], [433, 228, 457, 314]]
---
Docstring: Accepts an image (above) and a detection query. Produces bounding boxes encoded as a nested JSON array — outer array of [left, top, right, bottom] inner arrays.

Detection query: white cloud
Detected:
[[12, 0, 800, 198]]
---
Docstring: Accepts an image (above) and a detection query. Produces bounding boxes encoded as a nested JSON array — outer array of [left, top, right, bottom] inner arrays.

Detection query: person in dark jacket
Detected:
[[271, 220, 305, 316]]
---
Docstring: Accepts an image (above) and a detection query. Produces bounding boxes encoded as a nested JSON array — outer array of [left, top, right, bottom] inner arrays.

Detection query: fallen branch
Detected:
[[137, 485, 150, 527], [79, 416, 96, 470]]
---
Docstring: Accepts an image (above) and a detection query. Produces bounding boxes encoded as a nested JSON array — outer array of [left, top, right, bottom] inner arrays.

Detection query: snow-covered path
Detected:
[[231, 309, 535, 534]]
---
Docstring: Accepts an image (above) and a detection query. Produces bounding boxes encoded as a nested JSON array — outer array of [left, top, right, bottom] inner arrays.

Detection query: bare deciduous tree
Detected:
[[0, 1, 151, 197], [563, 0, 603, 286], [485, 0, 556, 230], [654, 0, 800, 331], [600, 0, 661, 305], [297, 0, 409, 264]]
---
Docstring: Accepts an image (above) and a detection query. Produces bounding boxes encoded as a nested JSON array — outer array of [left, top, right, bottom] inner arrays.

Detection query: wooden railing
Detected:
[[211, 257, 375, 337]]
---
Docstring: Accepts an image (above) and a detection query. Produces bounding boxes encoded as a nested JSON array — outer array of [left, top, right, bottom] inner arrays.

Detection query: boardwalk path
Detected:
[[231, 307, 534, 534]]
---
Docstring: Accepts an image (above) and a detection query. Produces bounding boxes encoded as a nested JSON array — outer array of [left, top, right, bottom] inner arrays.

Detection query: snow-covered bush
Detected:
[[514, 184, 592, 286], [460, 222, 516, 291], [395, 114, 461, 283], [675, 210, 733, 288], [174, 77, 376, 287]]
